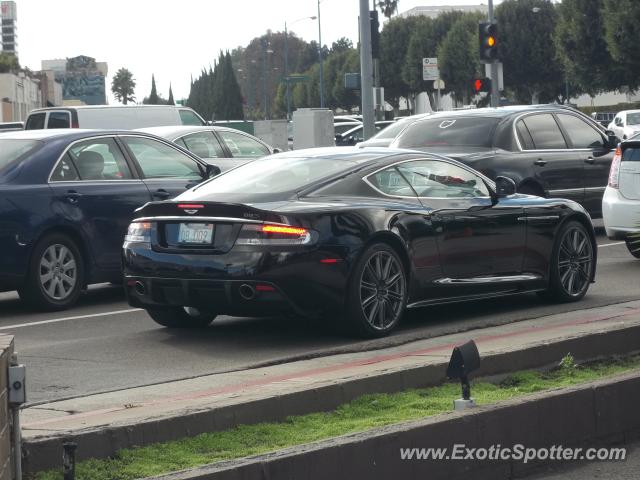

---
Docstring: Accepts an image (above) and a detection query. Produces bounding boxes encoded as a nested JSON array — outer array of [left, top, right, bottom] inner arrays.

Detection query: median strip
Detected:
[[34, 353, 640, 480]]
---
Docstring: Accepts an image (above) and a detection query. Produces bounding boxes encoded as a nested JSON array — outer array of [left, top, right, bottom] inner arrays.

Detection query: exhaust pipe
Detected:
[[238, 284, 256, 300], [134, 281, 146, 296]]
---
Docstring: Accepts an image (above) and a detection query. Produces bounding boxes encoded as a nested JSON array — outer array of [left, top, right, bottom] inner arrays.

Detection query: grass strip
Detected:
[[35, 353, 640, 480]]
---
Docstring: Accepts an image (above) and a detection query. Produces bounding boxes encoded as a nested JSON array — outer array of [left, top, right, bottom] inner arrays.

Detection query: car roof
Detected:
[[29, 105, 191, 112], [138, 125, 253, 140], [0, 128, 162, 141], [619, 110, 640, 115], [418, 104, 578, 120]]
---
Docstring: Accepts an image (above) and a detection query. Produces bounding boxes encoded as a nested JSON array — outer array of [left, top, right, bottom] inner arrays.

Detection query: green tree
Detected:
[[438, 15, 481, 105], [110, 67, 136, 105], [331, 37, 353, 53], [602, 0, 640, 90], [218, 51, 244, 119], [0, 52, 19, 73], [376, 0, 398, 18], [167, 84, 175, 105], [146, 74, 160, 104], [496, 0, 564, 103]]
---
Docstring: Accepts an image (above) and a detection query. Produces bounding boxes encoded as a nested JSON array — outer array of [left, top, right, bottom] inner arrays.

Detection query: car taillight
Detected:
[[608, 146, 622, 189], [235, 223, 315, 246], [124, 221, 153, 244]]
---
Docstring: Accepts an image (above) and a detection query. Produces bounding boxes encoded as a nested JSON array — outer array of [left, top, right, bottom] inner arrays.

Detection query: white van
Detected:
[[24, 105, 206, 130]]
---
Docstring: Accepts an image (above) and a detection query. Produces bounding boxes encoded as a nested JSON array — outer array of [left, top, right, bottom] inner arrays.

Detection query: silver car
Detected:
[[139, 126, 274, 172]]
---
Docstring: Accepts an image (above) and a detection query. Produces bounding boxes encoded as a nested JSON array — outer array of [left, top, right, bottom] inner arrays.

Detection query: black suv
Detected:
[[390, 105, 617, 217]]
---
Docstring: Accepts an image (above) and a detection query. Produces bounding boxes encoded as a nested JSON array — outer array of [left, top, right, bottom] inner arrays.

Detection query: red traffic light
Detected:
[[473, 78, 492, 93]]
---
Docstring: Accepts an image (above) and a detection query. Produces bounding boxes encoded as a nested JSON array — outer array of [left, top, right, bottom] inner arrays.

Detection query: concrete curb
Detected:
[[22, 324, 640, 473], [149, 371, 640, 480]]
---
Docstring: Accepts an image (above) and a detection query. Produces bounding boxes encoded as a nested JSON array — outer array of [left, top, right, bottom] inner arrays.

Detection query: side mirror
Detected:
[[495, 176, 517, 197], [604, 130, 619, 148], [205, 163, 221, 178], [272, 148, 281, 154]]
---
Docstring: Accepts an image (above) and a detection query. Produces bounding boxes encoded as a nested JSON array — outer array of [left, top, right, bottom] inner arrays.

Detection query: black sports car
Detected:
[[123, 147, 597, 337]]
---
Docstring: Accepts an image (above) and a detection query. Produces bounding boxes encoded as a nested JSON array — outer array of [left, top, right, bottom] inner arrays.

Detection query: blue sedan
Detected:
[[0, 129, 218, 310]]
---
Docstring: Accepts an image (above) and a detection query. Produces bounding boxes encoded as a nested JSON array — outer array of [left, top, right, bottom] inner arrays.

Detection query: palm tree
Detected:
[[111, 68, 136, 105], [377, 0, 399, 19]]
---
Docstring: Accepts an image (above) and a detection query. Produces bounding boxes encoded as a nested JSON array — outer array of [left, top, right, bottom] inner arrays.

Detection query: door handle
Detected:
[[65, 190, 83, 204], [584, 156, 596, 164], [152, 189, 171, 200], [534, 159, 547, 166]]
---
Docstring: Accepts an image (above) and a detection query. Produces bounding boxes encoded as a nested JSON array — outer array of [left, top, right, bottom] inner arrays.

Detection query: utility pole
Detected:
[[317, 0, 325, 108], [488, 0, 499, 108], [359, 0, 374, 140]]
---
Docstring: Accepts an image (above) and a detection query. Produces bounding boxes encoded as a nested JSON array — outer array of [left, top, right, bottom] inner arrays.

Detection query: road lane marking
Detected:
[[598, 242, 625, 248], [0, 308, 142, 331]]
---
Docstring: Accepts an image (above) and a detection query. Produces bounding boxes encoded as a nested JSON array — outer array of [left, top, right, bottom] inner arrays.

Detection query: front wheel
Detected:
[[345, 243, 407, 338], [543, 221, 594, 302], [146, 306, 217, 328], [625, 236, 640, 259]]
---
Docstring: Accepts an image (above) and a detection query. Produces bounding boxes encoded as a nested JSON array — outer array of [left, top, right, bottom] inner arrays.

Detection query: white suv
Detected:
[[603, 134, 640, 258], [607, 110, 640, 140]]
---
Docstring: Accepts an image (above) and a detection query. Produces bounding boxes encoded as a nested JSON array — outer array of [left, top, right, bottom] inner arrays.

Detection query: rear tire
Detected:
[[344, 243, 407, 338], [625, 236, 640, 259], [18, 233, 85, 311], [542, 221, 594, 302], [146, 306, 217, 328]]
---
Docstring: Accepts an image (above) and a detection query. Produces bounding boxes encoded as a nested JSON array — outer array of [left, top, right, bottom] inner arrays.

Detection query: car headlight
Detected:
[[125, 221, 153, 244]]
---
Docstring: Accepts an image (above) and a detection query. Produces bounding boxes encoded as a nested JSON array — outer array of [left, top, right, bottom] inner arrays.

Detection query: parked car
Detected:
[[334, 121, 362, 136], [390, 105, 618, 217], [603, 134, 640, 257], [335, 121, 395, 146], [139, 126, 274, 172], [607, 110, 640, 140], [24, 105, 206, 131], [123, 147, 596, 338], [591, 111, 616, 128], [0, 129, 218, 310], [357, 113, 431, 148]]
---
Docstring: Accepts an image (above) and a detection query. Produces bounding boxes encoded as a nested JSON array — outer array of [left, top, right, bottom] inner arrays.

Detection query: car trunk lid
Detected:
[[619, 142, 640, 200]]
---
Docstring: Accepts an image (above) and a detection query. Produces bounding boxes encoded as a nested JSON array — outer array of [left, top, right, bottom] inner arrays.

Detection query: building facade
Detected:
[[41, 55, 108, 105], [0, 1, 17, 57], [0, 72, 41, 122]]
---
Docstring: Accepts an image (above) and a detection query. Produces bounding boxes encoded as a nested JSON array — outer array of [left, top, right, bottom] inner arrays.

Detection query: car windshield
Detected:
[[395, 117, 500, 148], [194, 155, 361, 195], [0, 139, 42, 176], [370, 117, 415, 140], [627, 113, 640, 125]]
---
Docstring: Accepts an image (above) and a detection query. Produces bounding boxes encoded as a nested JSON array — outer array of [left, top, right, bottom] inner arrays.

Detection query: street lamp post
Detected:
[[285, 15, 316, 120], [317, 0, 325, 108], [262, 39, 274, 119]]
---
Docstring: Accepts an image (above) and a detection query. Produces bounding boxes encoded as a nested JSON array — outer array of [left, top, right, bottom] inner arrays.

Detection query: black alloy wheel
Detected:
[[625, 235, 640, 259], [545, 221, 594, 301], [145, 306, 217, 328], [346, 243, 407, 338]]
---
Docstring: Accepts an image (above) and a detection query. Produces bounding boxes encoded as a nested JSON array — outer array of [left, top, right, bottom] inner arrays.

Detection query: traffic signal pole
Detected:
[[359, 0, 375, 140], [488, 0, 499, 108]]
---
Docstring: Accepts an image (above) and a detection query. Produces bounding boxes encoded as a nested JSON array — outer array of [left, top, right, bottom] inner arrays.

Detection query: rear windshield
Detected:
[[0, 139, 42, 176], [622, 147, 640, 162], [193, 155, 361, 195], [627, 113, 640, 126], [371, 118, 414, 140], [395, 117, 499, 148]]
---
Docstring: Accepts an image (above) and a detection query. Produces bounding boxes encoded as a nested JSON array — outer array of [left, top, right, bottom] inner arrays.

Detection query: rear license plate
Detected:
[[178, 223, 213, 244]]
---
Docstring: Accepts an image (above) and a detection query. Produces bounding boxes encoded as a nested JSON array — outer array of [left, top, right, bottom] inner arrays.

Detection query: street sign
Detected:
[[433, 79, 445, 90], [422, 57, 439, 81]]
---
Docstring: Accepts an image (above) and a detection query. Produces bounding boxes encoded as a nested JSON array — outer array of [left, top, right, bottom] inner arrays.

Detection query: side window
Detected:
[[556, 114, 605, 149], [67, 137, 133, 180], [522, 114, 567, 150], [367, 167, 415, 197], [516, 120, 535, 150], [218, 130, 269, 158], [123, 136, 202, 179], [396, 160, 490, 198], [47, 111, 71, 129], [181, 132, 225, 158], [50, 155, 80, 182], [179, 109, 205, 126], [25, 112, 46, 130]]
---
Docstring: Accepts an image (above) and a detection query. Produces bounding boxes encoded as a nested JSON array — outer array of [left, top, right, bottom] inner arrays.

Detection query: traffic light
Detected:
[[479, 22, 498, 63], [473, 78, 492, 93], [370, 10, 380, 58]]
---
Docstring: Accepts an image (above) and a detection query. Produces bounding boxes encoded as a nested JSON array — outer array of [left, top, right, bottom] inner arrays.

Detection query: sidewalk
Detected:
[[21, 300, 640, 471]]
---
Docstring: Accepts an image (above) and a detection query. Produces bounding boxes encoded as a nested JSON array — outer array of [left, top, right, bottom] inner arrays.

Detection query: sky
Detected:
[[15, 0, 497, 104]]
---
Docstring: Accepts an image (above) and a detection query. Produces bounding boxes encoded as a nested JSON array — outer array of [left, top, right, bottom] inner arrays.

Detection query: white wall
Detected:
[[0, 73, 42, 121]]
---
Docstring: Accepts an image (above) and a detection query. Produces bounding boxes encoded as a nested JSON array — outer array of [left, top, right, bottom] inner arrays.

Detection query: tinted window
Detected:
[[556, 114, 604, 149], [368, 167, 415, 196], [516, 120, 535, 150], [25, 113, 46, 130], [181, 132, 225, 158], [396, 160, 490, 198], [47, 111, 71, 129], [622, 148, 640, 162], [50, 155, 80, 181], [218, 130, 269, 158], [194, 156, 360, 195], [179, 109, 205, 126], [123, 136, 202, 179], [396, 117, 499, 148], [627, 113, 640, 126], [522, 114, 567, 149], [67, 138, 133, 180], [0, 139, 41, 176]]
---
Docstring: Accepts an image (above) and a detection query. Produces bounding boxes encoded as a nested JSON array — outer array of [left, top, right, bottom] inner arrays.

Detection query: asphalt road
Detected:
[[2, 229, 639, 404]]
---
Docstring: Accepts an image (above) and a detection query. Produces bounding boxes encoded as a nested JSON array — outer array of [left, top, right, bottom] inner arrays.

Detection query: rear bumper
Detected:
[[602, 187, 640, 239]]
